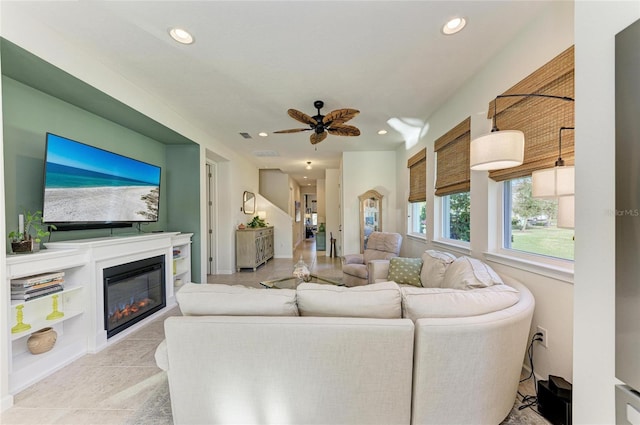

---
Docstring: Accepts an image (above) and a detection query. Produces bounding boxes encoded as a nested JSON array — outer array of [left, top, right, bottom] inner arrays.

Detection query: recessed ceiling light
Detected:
[[169, 27, 194, 44], [306, 161, 312, 170], [442, 17, 466, 35], [258, 132, 268, 137], [377, 129, 388, 135], [304, 176, 308, 179]]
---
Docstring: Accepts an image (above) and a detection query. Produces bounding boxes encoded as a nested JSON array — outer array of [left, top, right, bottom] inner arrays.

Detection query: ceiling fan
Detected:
[[274, 100, 360, 145]]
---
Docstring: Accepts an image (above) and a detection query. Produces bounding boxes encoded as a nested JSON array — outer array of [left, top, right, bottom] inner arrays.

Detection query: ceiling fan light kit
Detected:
[[274, 100, 361, 145]]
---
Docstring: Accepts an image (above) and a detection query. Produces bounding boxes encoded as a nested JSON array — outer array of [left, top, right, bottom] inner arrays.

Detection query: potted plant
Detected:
[[8, 210, 56, 254], [247, 215, 267, 228]]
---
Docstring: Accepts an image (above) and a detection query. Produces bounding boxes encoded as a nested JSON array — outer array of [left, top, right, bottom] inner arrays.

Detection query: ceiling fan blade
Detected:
[[273, 128, 311, 134], [323, 108, 360, 125], [326, 124, 361, 137], [310, 131, 328, 145], [288, 109, 317, 126]]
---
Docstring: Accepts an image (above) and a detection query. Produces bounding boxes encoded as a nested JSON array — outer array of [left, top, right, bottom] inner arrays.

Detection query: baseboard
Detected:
[[1, 394, 14, 412]]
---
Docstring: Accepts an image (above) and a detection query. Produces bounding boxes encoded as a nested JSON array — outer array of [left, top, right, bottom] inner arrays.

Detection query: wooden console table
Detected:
[[236, 227, 274, 271]]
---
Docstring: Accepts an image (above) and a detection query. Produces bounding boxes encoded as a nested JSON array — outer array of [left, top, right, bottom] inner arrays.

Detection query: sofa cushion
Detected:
[[176, 283, 299, 316], [420, 250, 457, 288], [342, 263, 369, 279], [401, 284, 520, 320], [388, 257, 423, 287], [442, 256, 504, 290], [297, 281, 402, 318]]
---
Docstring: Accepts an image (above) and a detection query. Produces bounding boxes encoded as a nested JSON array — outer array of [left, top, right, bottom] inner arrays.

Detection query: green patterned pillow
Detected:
[[388, 257, 423, 287]]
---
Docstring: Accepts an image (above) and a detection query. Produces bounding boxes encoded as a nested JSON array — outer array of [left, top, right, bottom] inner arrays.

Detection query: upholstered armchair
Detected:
[[342, 232, 402, 287]]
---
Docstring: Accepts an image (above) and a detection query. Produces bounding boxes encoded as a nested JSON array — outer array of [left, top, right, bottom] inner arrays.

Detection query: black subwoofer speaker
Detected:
[[538, 379, 572, 425]]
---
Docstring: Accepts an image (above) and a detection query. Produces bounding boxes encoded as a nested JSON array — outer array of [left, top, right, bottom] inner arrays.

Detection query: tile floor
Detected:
[[0, 238, 549, 424]]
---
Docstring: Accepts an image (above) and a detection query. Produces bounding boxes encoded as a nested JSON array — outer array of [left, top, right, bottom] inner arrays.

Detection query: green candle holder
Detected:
[[46, 294, 64, 320], [11, 305, 31, 334]]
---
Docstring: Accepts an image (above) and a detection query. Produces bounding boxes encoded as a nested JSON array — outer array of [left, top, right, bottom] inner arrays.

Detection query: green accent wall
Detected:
[[2, 54, 201, 279], [166, 144, 202, 282]]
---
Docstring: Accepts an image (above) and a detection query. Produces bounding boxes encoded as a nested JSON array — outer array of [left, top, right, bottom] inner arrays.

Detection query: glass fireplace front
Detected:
[[103, 255, 166, 338]]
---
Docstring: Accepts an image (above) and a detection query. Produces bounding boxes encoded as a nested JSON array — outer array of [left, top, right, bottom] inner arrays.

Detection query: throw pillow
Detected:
[[296, 281, 402, 318], [388, 257, 423, 287], [441, 256, 504, 290], [176, 283, 299, 316], [420, 250, 457, 288], [400, 284, 520, 320]]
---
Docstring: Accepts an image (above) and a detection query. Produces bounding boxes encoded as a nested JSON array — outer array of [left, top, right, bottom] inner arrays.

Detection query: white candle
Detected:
[[18, 214, 24, 236]]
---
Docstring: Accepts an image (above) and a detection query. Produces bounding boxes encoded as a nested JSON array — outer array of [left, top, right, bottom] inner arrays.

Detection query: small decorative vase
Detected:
[[27, 327, 57, 355]]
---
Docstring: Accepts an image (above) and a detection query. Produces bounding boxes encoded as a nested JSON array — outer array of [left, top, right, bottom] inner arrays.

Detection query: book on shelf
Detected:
[[11, 271, 65, 287], [11, 284, 64, 301], [11, 279, 64, 293]]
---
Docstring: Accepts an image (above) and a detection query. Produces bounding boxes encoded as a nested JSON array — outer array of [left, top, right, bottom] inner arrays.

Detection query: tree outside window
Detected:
[[443, 192, 470, 242], [506, 177, 574, 260]]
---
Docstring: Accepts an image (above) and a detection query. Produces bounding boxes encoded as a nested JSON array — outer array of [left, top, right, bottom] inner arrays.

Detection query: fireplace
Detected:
[[103, 255, 166, 338]]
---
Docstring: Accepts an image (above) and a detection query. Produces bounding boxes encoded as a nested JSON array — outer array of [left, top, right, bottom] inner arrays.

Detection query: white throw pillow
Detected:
[[297, 281, 402, 318], [176, 283, 299, 316], [442, 256, 504, 290], [401, 284, 520, 320], [420, 250, 457, 288]]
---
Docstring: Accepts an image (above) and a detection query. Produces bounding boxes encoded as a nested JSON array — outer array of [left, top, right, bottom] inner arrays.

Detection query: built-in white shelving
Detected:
[[2, 232, 193, 409]]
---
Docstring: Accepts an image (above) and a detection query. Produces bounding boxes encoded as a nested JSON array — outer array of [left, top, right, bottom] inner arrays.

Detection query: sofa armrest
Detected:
[[154, 339, 169, 371], [410, 279, 535, 424], [368, 259, 391, 283], [343, 253, 364, 265]]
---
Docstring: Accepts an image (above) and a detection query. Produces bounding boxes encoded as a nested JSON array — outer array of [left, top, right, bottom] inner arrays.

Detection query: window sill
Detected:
[[432, 239, 471, 257], [406, 233, 427, 243], [483, 251, 574, 284]]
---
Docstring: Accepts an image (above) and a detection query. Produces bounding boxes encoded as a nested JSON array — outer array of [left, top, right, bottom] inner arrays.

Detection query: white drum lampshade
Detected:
[[557, 195, 575, 229], [532, 165, 575, 199], [470, 130, 525, 171]]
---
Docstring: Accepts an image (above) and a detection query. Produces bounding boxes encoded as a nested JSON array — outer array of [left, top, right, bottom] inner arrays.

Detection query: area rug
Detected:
[[127, 373, 549, 424]]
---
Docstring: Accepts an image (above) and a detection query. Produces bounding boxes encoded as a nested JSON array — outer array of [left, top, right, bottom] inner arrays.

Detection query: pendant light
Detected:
[[471, 94, 574, 171], [470, 97, 524, 171], [557, 195, 575, 229], [532, 127, 575, 199]]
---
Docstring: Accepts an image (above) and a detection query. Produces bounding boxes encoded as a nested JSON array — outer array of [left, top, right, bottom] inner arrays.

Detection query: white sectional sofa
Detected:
[[156, 253, 535, 425]]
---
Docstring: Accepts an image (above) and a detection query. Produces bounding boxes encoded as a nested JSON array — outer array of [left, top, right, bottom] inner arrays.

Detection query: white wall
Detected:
[[574, 2, 640, 423], [259, 169, 290, 212], [342, 151, 397, 255], [326, 169, 341, 256], [396, 0, 575, 384], [255, 194, 293, 259]]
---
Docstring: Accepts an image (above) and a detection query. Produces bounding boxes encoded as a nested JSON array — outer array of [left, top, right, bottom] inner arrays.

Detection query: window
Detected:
[[504, 177, 574, 260], [442, 192, 470, 242], [407, 148, 426, 237], [435, 117, 471, 243], [408, 201, 426, 236]]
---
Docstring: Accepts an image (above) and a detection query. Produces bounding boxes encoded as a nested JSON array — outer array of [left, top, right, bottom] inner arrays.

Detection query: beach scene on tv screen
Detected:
[[43, 134, 161, 223]]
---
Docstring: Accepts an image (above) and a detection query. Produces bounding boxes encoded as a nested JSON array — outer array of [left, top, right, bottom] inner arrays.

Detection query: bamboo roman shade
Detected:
[[435, 117, 471, 196], [488, 46, 575, 181], [407, 148, 426, 202]]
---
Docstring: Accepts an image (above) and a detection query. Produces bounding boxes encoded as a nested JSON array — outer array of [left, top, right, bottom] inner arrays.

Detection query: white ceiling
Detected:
[[2, 1, 554, 187]]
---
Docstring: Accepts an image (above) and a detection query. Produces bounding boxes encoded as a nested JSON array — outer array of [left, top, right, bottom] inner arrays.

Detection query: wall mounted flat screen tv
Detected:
[[43, 133, 161, 228]]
